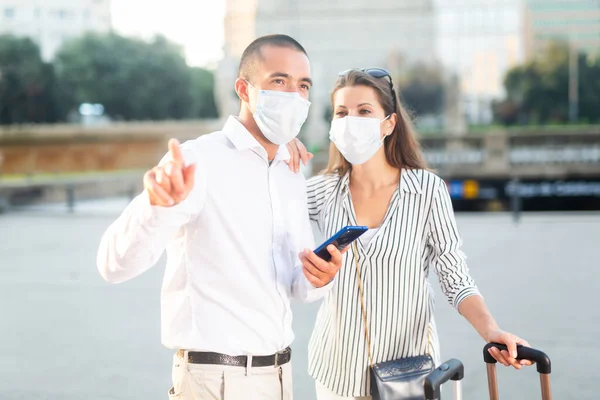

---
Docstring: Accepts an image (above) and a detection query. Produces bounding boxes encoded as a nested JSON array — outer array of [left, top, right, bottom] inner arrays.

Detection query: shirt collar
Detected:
[[340, 168, 423, 198], [222, 116, 290, 162], [399, 168, 423, 197]]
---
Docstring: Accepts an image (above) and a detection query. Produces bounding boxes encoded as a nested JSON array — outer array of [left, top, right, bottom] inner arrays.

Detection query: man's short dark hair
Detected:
[[238, 34, 308, 81]]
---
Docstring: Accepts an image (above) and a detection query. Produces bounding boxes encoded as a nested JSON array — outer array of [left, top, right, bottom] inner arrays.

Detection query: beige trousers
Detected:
[[315, 381, 371, 400], [168, 352, 293, 400]]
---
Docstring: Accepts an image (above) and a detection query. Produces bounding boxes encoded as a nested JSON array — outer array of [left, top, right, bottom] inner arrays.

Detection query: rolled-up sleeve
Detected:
[[427, 180, 481, 308]]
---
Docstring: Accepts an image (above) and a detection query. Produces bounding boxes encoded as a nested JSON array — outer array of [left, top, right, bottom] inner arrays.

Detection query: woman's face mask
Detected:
[[329, 115, 390, 165]]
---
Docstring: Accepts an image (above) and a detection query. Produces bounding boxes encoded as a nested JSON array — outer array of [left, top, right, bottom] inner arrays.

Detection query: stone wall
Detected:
[[0, 120, 225, 175]]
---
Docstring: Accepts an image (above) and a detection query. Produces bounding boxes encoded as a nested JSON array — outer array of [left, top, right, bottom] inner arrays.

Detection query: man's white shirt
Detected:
[[97, 116, 331, 355]]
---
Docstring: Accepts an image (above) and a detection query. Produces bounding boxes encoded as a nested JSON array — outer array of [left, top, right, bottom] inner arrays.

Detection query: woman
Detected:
[[287, 69, 532, 399]]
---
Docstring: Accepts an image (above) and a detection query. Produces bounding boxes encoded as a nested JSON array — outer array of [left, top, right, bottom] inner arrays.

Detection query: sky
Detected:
[[110, 0, 226, 67]]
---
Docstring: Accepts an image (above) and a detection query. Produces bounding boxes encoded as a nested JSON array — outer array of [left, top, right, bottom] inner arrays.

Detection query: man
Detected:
[[96, 34, 343, 400]]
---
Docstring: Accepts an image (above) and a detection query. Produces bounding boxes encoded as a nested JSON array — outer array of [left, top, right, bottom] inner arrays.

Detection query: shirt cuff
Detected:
[[135, 190, 188, 227], [453, 286, 482, 309], [301, 274, 336, 303]]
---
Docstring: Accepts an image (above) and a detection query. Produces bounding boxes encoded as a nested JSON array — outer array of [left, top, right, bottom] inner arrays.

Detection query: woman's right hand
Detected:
[[485, 330, 534, 370], [285, 138, 313, 173]]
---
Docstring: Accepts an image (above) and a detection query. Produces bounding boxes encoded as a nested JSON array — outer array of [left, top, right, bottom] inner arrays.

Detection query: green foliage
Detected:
[[494, 41, 600, 125], [0, 32, 219, 124], [394, 63, 446, 117], [0, 35, 59, 124], [55, 33, 194, 120], [189, 67, 218, 119]]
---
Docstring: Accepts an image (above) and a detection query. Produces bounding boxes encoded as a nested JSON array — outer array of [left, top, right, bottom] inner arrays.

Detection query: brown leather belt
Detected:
[[177, 347, 292, 368]]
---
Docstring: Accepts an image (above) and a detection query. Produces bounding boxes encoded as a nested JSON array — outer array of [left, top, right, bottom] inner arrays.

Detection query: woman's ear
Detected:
[[385, 113, 398, 136]]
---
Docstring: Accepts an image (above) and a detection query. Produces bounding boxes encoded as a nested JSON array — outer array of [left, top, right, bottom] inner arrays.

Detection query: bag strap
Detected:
[[352, 242, 375, 368], [352, 242, 431, 370]]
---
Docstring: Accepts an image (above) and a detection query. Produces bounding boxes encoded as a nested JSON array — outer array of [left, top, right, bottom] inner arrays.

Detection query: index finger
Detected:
[[168, 138, 184, 163], [290, 141, 300, 173], [303, 249, 332, 274], [296, 139, 311, 165], [506, 337, 518, 359]]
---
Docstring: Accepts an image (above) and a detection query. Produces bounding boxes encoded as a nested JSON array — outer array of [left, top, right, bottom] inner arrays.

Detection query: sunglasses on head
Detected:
[[338, 67, 390, 79], [338, 68, 397, 110]]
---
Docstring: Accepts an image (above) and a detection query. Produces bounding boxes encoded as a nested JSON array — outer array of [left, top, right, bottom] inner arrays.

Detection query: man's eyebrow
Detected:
[[268, 72, 290, 79], [268, 72, 312, 86], [300, 77, 313, 86]]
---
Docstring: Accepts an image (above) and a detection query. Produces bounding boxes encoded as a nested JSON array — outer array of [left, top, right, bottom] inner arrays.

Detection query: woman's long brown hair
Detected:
[[324, 70, 428, 175]]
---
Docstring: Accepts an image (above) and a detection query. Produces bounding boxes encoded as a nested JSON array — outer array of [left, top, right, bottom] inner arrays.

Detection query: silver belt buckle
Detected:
[[274, 348, 289, 368]]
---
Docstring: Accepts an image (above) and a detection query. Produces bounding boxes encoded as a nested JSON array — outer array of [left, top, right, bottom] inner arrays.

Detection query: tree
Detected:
[[494, 41, 600, 125], [578, 53, 600, 123], [54, 33, 199, 121], [189, 67, 219, 119], [394, 62, 446, 118], [0, 35, 59, 124]]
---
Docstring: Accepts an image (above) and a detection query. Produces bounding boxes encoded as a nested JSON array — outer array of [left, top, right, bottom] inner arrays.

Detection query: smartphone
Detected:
[[314, 225, 369, 261]]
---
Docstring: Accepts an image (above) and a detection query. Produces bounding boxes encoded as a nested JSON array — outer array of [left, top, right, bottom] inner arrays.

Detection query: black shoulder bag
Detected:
[[352, 243, 434, 400]]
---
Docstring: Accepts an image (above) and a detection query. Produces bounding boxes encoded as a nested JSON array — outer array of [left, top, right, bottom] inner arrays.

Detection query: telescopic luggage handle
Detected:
[[424, 358, 464, 400], [483, 342, 552, 400]]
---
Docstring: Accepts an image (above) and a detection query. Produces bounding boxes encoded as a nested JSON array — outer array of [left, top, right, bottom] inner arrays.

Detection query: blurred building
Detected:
[[217, 0, 600, 140], [435, 0, 527, 126], [217, 0, 437, 147], [0, 0, 112, 61], [217, 0, 526, 136], [524, 0, 600, 58]]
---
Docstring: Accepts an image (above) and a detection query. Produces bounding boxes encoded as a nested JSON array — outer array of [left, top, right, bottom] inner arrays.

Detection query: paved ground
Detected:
[[0, 198, 597, 399]]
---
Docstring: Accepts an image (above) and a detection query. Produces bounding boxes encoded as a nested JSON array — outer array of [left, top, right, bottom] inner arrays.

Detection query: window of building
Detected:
[[534, 18, 600, 27], [4, 7, 15, 18], [528, 1, 600, 12]]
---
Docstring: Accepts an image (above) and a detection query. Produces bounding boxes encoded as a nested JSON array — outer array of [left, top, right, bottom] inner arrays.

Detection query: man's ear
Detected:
[[235, 78, 250, 104]]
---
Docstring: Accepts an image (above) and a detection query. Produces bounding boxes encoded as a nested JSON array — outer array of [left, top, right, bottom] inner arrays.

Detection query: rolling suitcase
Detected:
[[424, 358, 464, 400], [483, 342, 552, 400]]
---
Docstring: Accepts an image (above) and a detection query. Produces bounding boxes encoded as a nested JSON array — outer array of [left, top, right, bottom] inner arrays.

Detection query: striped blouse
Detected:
[[306, 168, 481, 397]]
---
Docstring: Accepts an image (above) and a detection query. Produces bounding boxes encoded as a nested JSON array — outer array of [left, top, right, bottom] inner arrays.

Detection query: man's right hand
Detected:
[[143, 138, 196, 207]]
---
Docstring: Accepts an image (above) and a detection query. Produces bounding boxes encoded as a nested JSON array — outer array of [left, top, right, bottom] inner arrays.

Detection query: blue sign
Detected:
[[449, 181, 464, 199]]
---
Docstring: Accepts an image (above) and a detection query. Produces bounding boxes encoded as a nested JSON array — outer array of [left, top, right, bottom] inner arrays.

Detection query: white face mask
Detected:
[[329, 116, 390, 165], [248, 83, 311, 145]]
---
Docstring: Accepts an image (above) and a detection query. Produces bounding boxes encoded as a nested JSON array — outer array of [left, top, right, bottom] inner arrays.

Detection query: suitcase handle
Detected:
[[424, 358, 464, 400], [483, 342, 551, 374]]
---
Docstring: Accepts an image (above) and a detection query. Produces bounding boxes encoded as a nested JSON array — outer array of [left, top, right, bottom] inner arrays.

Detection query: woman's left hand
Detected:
[[285, 138, 313, 173], [486, 330, 534, 370]]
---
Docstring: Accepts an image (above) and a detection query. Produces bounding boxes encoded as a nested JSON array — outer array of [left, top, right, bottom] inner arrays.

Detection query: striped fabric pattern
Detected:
[[306, 168, 481, 397]]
